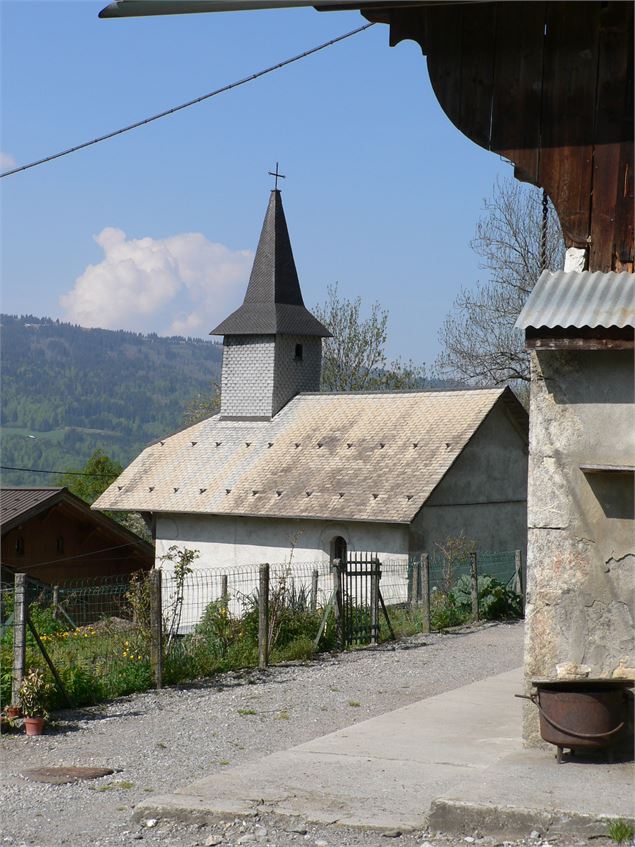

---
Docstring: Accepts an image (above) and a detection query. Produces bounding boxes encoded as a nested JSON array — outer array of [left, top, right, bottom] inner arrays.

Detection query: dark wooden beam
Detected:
[[384, 1, 634, 273], [525, 325, 634, 350], [526, 337, 633, 350]]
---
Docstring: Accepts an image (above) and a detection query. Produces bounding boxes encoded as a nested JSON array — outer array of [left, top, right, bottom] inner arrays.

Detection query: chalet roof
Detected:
[[515, 271, 635, 330], [94, 387, 527, 525], [0, 487, 155, 556], [211, 190, 331, 338], [0, 488, 63, 530]]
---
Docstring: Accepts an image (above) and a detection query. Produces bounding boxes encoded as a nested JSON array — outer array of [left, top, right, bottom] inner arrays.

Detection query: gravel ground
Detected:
[[1, 621, 573, 847]]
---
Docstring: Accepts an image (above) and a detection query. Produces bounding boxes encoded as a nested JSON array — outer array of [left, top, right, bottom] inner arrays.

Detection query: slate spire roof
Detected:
[[211, 190, 331, 337]]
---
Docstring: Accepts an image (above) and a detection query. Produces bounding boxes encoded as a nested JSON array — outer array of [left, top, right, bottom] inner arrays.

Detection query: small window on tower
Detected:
[[56, 536, 64, 554], [15, 536, 24, 556], [294, 343, 303, 361]]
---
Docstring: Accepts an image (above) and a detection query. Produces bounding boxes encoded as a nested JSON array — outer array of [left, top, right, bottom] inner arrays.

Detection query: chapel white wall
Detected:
[[155, 513, 409, 630]]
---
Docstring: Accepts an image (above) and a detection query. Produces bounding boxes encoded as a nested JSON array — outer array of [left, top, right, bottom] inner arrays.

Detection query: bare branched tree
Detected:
[[435, 178, 565, 392], [313, 283, 425, 391]]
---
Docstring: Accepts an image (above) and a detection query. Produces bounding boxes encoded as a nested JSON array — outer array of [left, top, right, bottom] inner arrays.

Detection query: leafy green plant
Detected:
[[271, 635, 316, 663], [195, 599, 233, 660], [125, 572, 153, 639], [430, 590, 468, 630], [450, 575, 522, 620], [18, 668, 53, 718], [160, 546, 199, 649], [607, 820, 634, 844]]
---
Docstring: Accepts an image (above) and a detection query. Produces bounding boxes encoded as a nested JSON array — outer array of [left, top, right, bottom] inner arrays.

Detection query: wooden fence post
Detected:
[[52, 586, 60, 621], [408, 558, 421, 608], [12, 573, 27, 705], [420, 553, 431, 634], [149, 569, 163, 689], [258, 564, 269, 669], [470, 552, 479, 622], [221, 574, 228, 610], [310, 569, 319, 613]]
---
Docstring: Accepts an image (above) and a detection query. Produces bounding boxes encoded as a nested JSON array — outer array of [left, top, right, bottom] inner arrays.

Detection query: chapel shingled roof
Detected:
[[211, 190, 331, 338], [94, 387, 526, 524]]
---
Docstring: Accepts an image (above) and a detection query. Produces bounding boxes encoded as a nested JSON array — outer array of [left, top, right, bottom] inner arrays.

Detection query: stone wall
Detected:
[[523, 349, 635, 745]]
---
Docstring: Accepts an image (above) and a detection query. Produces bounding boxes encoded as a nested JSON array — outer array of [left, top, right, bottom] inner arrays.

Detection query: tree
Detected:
[[313, 284, 425, 391], [58, 449, 123, 504], [435, 178, 565, 391], [58, 449, 152, 543], [182, 382, 220, 426]]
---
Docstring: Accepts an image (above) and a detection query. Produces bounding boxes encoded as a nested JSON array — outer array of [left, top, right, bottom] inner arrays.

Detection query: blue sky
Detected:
[[1, 0, 511, 364]]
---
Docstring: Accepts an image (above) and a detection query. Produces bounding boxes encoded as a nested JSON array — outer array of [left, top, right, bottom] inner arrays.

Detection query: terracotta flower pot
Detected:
[[6, 705, 21, 719], [24, 716, 45, 736]]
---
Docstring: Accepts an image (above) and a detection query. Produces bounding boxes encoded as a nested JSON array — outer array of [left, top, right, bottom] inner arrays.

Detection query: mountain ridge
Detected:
[[1, 315, 223, 486]]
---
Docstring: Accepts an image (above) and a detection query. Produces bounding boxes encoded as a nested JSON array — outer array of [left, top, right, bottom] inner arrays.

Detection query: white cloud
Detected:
[[60, 227, 253, 335], [0, 152, 17, 171]]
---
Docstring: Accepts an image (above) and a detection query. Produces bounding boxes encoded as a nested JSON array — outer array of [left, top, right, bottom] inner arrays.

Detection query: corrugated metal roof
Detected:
[[515, 271, 635, 330], [0, 488, 63, 529], [94, 388, 525, 524], [211, 191, 330, 338]]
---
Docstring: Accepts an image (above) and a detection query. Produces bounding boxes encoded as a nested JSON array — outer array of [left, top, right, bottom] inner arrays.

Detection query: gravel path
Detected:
[[0, 622, 564, 847]]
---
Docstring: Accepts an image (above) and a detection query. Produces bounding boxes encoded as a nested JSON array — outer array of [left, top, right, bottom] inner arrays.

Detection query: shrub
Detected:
[[450, 575, 522, 620], [194, 599, 233, 660], [430, 590, 468, 630]]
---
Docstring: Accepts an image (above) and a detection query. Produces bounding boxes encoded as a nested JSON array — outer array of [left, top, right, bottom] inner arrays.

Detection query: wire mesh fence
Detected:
[[1, 549, 524, 713]]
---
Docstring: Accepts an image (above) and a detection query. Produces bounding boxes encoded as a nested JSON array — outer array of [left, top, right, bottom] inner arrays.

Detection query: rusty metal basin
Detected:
[[529, 679, 633, 762]]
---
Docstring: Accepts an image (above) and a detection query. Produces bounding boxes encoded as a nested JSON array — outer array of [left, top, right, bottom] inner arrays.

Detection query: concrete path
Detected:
[[134, 667, 634, 838]]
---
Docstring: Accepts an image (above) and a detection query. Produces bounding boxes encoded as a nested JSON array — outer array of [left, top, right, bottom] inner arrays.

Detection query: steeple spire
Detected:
[[211, 190, 330, 338]]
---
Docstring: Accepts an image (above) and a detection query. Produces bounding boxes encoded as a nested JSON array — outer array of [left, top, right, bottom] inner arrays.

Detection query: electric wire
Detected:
[[0, 22, 375, 179], [1, 465, 118, 478], [2, 542, 145, 572]]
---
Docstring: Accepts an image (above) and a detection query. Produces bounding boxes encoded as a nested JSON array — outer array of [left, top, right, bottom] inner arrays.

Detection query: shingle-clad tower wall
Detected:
[[273, 334, 322, 416], [212, 190, 330, 420], [220, 335, 276, 419]]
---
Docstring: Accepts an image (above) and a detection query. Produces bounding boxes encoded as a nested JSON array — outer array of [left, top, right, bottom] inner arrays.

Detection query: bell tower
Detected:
[[211, 188, 331, 420]]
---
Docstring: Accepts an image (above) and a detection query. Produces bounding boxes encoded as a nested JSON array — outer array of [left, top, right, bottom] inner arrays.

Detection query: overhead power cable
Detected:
[[2, 542, 147, 571], [0, 22, 375, 179], [1, 464, 118, 478]]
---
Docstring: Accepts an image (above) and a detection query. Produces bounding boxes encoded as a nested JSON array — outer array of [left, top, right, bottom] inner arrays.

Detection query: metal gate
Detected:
[[335, 552, 382, 647]]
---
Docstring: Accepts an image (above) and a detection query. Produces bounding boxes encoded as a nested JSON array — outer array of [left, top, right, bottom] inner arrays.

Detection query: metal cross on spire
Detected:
[[268, 162, 286, 191]]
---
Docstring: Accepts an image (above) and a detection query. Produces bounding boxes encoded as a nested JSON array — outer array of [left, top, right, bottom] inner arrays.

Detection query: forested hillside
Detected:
[[1, 316, 222, 486]]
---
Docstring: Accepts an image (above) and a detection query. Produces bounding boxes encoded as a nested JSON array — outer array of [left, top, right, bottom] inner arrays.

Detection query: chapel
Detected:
[[95, 189, 528, 575]]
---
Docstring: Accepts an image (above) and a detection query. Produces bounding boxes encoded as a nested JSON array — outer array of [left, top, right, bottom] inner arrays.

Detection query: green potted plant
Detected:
[[18, 669, 52, 736]]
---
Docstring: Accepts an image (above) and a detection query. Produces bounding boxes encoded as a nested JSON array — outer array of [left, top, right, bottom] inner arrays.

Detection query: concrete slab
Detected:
[[134, 669, 522, 830], [429, 748, 635, 838], [133, 667, 635, 838]]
